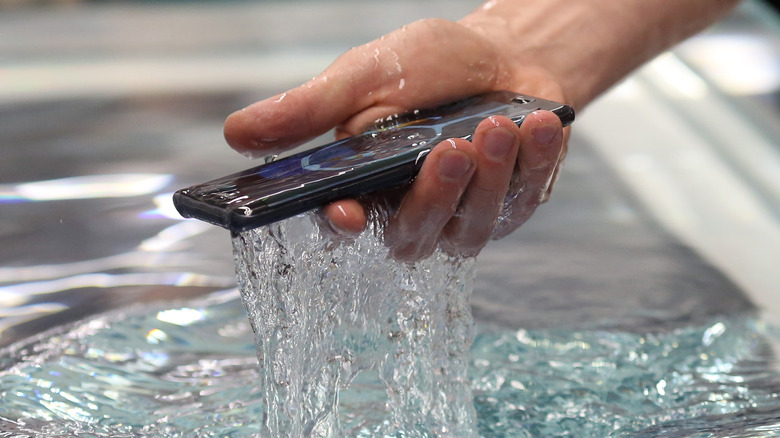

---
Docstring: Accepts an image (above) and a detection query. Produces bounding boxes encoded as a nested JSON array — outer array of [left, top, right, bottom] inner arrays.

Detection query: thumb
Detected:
[[223, 18, 505, 157], [223, 38, 417, 157], [223, 67, 371, 157]]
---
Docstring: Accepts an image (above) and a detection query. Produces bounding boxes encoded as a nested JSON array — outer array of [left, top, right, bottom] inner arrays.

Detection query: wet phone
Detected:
[[173, 91, 575, 232]]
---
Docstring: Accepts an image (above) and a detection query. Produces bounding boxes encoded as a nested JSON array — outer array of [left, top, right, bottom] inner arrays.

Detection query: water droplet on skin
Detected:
[[481, 0, 499, 10], [392, 50, 402, 74], [372, 47, 403, 77], [273, 93, 287, 103], [239, 149, 259, 159], [398, 78, 405, 90]]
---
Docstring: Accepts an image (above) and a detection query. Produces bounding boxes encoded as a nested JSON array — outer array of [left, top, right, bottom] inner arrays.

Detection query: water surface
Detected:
[[2, 287, 778, 437], [2, 215, 780, 437]]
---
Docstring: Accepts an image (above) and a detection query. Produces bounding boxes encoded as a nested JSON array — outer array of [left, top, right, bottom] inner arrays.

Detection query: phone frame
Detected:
[[173, 91, 574, 232]]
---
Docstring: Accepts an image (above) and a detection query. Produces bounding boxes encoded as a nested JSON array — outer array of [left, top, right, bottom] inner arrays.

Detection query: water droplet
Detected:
[[482, 0, 499, 10]]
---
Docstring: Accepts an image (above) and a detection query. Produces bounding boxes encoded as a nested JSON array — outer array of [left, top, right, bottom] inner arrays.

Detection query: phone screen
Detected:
[[181, 126, 435, 214]]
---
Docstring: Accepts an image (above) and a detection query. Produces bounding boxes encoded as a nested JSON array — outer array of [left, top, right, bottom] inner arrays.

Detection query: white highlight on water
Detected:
[[231, 214, 478, 437]]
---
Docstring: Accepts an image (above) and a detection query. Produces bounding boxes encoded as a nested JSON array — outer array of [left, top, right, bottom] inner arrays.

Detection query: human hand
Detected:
[[224, 18, 569, 260]]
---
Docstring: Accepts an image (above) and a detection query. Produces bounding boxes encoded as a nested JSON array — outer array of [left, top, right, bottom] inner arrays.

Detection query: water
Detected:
[[231, 215, 478, 437], [2, 215, 780, 437]]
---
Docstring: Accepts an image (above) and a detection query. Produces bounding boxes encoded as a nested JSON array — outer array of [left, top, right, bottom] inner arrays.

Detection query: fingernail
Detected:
[[328, 211, 351, 235], [532, 124, 558, 145], [484, 127, 516, 161], [438, 149, 473, 181], [326, 203, 365, 236]]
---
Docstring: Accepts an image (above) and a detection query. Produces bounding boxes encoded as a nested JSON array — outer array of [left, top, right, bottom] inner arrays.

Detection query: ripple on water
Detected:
[[2, 215, 780, 437]]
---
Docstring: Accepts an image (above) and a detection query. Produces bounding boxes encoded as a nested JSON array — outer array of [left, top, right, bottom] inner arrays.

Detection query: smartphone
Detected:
[[173, 91, 574, 232]]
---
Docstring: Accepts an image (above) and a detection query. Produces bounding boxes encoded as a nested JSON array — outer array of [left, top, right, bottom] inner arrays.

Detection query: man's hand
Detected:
[[223, 18, 568, 260]]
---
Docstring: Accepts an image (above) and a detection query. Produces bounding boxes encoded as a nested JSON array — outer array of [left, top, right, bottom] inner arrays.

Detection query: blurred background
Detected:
[[0, 0, 779, 342]]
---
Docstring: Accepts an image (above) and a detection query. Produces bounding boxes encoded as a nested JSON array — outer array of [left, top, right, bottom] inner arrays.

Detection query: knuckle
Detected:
[[442, 223, 491, 256]]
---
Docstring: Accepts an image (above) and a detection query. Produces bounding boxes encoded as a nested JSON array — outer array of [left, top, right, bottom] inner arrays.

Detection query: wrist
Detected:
[[458, 0, 742, 111], [458, 1, 597, 110]]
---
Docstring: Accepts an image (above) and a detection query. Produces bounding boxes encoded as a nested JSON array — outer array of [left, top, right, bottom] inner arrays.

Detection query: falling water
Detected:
[[231, 214, 478, 437]]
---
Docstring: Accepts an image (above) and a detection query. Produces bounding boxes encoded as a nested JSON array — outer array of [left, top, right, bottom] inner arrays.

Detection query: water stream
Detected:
[[232, 215, 477, 437]]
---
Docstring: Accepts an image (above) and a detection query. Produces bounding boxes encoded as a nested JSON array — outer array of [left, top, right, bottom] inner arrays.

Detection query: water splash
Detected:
[[2, 279, 780, 436], [231, 214, 479, 437]]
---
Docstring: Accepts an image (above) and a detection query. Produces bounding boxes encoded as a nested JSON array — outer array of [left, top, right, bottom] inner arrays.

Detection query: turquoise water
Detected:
[[2, 216, 780, 436], [1, 292, 778, 437]]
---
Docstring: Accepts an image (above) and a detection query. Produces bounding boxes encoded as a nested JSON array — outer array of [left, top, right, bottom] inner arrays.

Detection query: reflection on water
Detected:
[[2, 285, 780, 437], [0, 92, 249, 346], [0, 174, 173, 204]]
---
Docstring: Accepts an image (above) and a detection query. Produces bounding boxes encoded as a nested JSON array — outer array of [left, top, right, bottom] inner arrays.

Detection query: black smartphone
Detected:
[[173, 91, 574, 232]]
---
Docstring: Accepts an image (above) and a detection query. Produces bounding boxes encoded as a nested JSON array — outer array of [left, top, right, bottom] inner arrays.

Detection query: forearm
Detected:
[[459, 0, 742, 110]]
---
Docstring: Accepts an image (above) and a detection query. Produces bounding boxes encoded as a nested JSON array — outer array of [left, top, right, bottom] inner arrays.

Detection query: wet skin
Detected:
[[224, 18, 568, 261], [222, 0, 739, 261]]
